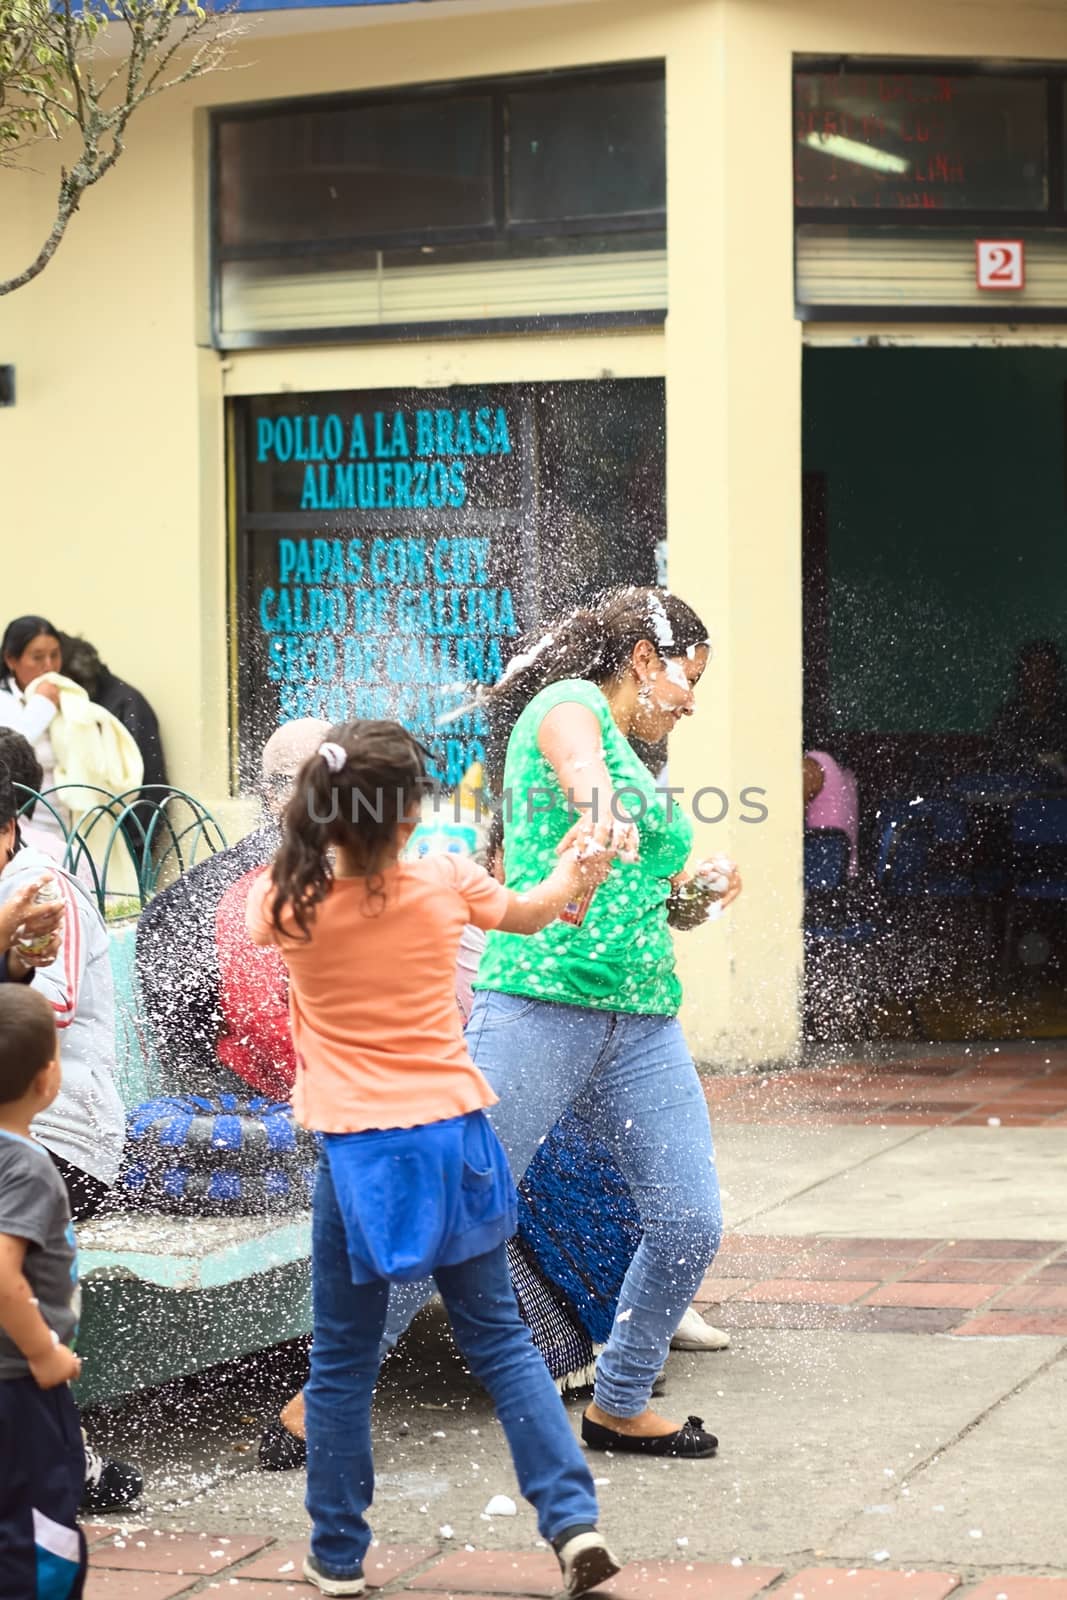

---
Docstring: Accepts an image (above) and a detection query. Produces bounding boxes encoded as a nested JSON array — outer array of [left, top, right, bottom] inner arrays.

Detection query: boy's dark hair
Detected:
[[270, 719, 430, 940], [0, 728, 44, 796], [0, 771, 18, 831], [0, 988, 58, 1105]]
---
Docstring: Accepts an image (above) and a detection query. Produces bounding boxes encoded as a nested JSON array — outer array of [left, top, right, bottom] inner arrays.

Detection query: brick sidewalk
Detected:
[[84, 1530, 1067, 1598], [704, 1046, 1067, 1129], [690, 1043, 1067, 1336], [85, 1043, 1067, 1595], [697, 1234, 1067, 1337]]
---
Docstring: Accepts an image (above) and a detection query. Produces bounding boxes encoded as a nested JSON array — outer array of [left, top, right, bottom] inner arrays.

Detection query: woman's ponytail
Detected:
[[481, 586, 709, 791], [482, 609, 605, 790]]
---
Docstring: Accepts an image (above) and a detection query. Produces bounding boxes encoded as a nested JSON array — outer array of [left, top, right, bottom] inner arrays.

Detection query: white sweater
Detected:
[[0, 846, 125, 1186], [0, 677, 60, 806]]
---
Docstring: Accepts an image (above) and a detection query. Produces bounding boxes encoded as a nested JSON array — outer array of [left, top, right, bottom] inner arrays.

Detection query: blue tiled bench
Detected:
[[74, 923, 311, 1406]]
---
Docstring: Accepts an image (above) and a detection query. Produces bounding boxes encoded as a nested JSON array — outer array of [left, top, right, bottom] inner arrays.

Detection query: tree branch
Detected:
[[0, 0, 248, 294], [0, 167, 86, 294]]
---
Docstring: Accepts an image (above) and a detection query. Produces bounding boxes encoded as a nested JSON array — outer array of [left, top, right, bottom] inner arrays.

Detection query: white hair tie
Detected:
[[318, 741, 347, 773]]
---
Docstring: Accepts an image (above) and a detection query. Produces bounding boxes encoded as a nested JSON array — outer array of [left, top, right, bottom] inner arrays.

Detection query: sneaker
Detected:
[[670, 1305, 731, 1352], [302, 1553, 366, 1596], [552, 1526, 622, 1597], [82, 1434, 143, 1513]]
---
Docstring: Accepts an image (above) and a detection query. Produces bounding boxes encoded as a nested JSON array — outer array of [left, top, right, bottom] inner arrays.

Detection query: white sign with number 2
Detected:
[[976, 240, 1025, 291]]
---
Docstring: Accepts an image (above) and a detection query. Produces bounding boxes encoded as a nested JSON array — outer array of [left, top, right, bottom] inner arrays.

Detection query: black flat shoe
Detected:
[[258, 1419, 308, 1471], [581, 1411, 717, 1458]]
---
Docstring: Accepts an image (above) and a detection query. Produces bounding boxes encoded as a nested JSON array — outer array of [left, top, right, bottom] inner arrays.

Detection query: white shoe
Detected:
[[302, 1554, 366, 1596], [553, 1528, 622, 1597], [670, 1305, 731, 1352]]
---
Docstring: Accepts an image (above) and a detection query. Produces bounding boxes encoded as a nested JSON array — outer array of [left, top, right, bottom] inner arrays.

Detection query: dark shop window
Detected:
[[507, 74, 666, 224], [212, 63, 666, 348], [217, 95, 495, 248]]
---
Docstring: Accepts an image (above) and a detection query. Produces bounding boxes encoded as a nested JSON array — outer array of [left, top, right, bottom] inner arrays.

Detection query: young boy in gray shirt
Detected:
[[0, 985, 86, 1599]]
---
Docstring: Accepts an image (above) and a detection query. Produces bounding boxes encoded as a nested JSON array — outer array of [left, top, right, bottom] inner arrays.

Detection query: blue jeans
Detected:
[[385, 995, 723, 1418], [306, 1156, 598, 1577]]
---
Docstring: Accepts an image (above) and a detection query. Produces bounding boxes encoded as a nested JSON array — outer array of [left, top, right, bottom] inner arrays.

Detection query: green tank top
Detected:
[[475, 679, 693, 1015]]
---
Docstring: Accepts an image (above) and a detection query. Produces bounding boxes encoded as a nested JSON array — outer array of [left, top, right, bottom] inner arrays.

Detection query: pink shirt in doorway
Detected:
[[805, 750, 859, 875]]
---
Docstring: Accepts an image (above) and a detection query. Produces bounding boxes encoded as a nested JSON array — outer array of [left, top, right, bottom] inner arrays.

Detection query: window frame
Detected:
[[794, 57, 1067, 323], [210, 61, 667, 350]]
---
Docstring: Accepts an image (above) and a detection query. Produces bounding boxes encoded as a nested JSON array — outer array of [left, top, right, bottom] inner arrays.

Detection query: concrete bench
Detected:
[[74, 922, 312, 1406]]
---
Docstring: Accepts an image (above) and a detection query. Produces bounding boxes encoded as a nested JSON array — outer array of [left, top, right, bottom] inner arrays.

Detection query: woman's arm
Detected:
[[536, 702, 615, 825]]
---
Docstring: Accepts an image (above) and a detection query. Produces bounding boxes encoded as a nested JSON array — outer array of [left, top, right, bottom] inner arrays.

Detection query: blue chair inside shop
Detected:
[[803, 827, 877, 945], [804, 826, 851, 893], [1011, 796, 1067, 900], [876, 796, 977, 898]]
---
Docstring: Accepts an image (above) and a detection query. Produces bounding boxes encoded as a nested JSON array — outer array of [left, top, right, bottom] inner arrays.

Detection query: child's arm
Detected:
[[494, 819, 618, 936], [0, 1234, 81, 1389]]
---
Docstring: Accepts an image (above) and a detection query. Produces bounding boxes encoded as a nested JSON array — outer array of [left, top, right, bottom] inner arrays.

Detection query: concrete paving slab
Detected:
[[827, 1350, 1067, 1569], [714, 1125, 923, 1229], [737, 1129, 1067, 1240], [86, 1316, 1060, 1570]]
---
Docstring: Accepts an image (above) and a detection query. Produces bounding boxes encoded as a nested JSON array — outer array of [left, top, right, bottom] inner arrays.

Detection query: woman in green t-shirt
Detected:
[[468, 586, 739, 1459]]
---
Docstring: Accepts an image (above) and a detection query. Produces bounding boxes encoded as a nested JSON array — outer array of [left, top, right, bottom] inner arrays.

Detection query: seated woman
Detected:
[[135, 720, 331, 1098], [804, 748, 859, 876], [0, 616, 66, 844]]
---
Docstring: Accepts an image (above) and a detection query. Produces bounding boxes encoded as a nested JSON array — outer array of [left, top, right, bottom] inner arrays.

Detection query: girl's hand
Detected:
[[32, 681, 61, 708], [560, 818, 618, 888], [557, 816, 639, 870]]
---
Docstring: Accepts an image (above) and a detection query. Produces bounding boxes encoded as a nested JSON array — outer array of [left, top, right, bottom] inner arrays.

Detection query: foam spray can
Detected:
[[15, 873, 62, 955], [558, 882, 598, 928]]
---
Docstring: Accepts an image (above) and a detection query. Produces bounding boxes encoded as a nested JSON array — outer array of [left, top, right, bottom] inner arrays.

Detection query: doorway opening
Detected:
[[803, 345, 1067, 1041]]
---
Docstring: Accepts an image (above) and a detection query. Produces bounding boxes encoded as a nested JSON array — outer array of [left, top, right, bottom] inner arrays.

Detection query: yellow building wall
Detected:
[[4, 0, 1067, 1060]]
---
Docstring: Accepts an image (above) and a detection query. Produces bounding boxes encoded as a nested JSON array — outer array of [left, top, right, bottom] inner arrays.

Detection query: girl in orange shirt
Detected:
[[247, 719, 622, 1599]]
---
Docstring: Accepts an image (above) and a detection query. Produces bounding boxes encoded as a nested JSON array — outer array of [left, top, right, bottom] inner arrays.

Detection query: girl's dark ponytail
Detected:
[[269, 720, 429, 939], [270, 756, 338, 940]]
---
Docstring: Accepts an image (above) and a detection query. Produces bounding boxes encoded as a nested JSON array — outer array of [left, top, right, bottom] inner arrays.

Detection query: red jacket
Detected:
[[215, 867, 296, 1098]]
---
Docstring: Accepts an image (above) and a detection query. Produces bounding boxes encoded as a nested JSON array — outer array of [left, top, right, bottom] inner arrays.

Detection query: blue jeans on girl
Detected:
[[305, 1155, 599, 1576], [384, 995, 723, 1419]]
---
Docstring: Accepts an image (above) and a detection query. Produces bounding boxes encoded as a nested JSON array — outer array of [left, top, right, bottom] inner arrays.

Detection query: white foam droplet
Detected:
[[484, 1494, 517, 1517]]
